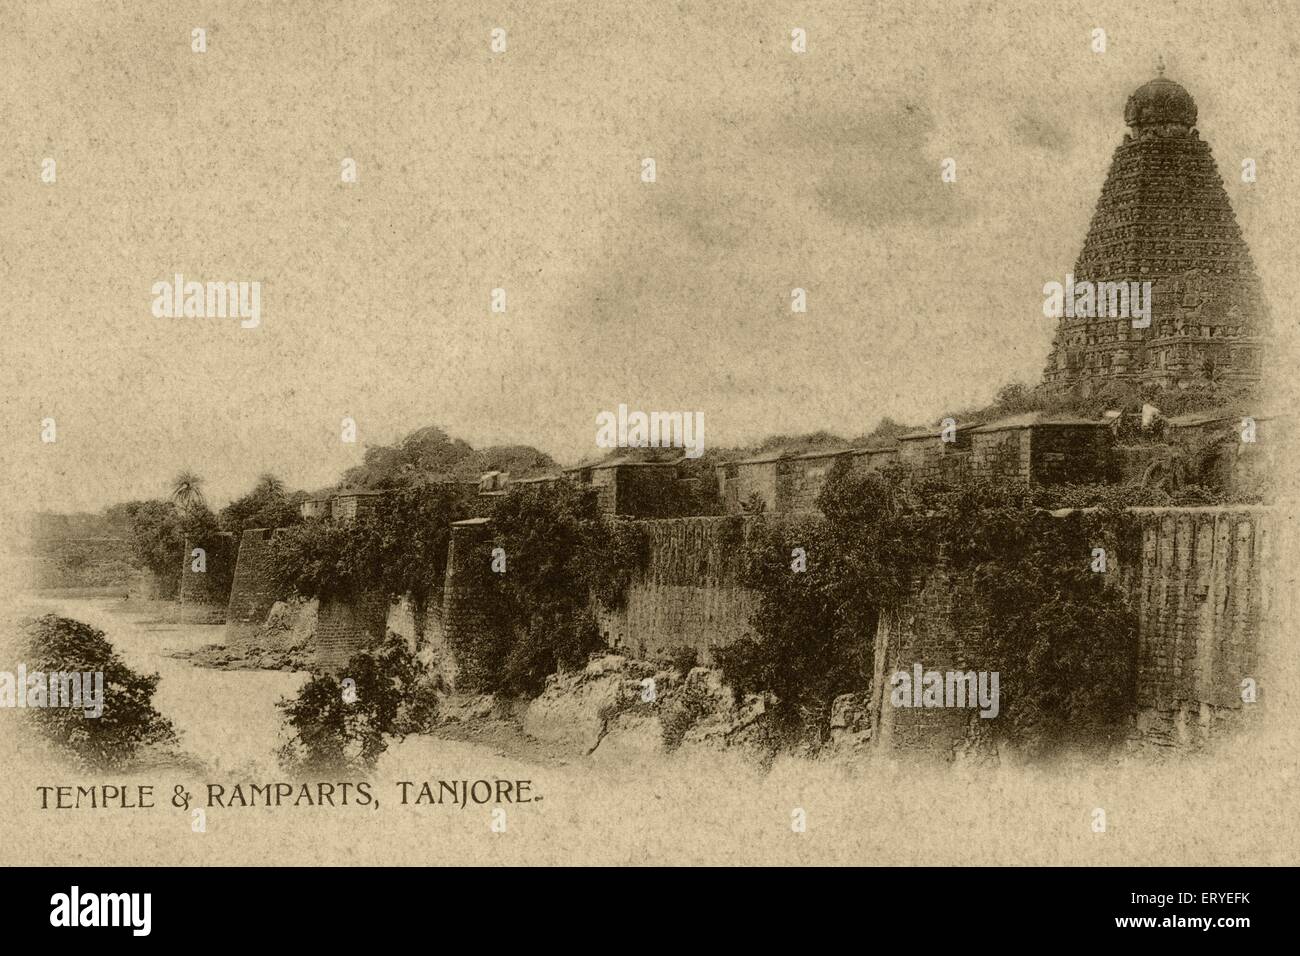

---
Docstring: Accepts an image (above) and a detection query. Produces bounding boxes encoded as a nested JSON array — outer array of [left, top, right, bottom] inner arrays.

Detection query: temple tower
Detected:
[[1042, 71, 1269, 395]]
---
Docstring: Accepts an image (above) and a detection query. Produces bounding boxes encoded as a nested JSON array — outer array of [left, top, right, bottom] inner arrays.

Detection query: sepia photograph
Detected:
[[0, 0, 1293, 932]]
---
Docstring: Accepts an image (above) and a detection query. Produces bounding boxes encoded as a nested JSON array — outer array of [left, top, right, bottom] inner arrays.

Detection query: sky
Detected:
[[3, 0, 1297, 513]]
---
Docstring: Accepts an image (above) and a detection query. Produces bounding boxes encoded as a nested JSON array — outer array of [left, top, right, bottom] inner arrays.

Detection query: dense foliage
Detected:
[[719, 460, 1140, 756], [450, 481, 647, 696], [949, 379, 1256, 430], [20, 615, 178, 769], [715, 464, 921, 740], [112, 498, 219, 598], [339, 424, 557, 488], [276, 633, 438, 774], [266, 480, 462, 612], [218, 473, 307, 533]]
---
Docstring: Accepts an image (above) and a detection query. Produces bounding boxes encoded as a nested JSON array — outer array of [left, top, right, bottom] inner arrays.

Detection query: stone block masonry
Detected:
[[225, 528, 289, 646], [596, 516, 764, 662], [868, 506, 1282, 755], [224, 526, 407, 673], [316, 591, 390, 673], [441, 518, 502, 691], [432, 506, 1285, 752], [179, 532, 237, 617], [1131, 507, 1279, 747]]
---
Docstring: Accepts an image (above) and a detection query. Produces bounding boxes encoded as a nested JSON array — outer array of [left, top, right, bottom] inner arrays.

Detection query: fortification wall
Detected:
[[438, 505, 1282, 753], [870, 506, 1282, 755], [1029, 425, 1114, 484], [179, 532, 237, 616], [386, 587, 446, 650], [597, 516, 762, 661], [869, 568, 988, 758], [442, 519, 500, 690], [224, 526, 413, 671], [225, 529, 288, 645], [1130, 507, 1281, 746], [315, 591, 390, 673], [440, 515, 767, 683]]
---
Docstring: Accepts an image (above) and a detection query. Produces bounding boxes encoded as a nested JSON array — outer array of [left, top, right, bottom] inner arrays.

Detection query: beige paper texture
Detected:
[[2, 0, 1297, 866]]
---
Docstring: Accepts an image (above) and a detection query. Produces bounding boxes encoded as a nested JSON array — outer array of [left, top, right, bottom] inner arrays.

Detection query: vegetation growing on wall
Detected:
[[947, 379, 1258, 428], [219, 473, 307, 533], [449, 481, 647, 697], [715, 464, 923, 743], [720, 459, 1140, 756], [266, 479, 462, 613], [20, 615, 178, 769], [925, 479, 1140, 757]]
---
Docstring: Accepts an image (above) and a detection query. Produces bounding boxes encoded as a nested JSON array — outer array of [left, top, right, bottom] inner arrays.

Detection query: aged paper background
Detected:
[[2, 0, 1297, 865]]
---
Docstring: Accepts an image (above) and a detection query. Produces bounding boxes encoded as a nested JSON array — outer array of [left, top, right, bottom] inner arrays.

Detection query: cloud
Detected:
[[784, 103, 978, 227], [1009, 109, 1072, 151]]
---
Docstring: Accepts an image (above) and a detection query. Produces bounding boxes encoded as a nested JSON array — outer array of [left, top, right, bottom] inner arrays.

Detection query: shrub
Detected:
[[276, 632, 438, 774], [448, 481, 646, 697], [19, 615, 177, 769], [659, 678, 716, 750], [657, 644, 699, 674]]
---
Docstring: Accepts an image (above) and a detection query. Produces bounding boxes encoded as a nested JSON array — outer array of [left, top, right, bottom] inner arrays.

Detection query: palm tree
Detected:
[[170, 470, 207, 513], [253, 473, 286, 498]]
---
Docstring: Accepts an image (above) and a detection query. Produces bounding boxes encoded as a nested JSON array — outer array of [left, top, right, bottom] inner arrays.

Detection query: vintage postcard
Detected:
[[1, 0, 1296, 898]]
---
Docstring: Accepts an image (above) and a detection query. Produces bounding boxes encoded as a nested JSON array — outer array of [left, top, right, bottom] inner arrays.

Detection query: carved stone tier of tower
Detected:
[[1042, 73, 1269, 395]]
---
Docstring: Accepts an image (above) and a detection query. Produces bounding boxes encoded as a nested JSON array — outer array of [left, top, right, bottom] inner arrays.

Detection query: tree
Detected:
[[21, 615, 178, 769], [170, 470, 207, 513], [124, 500, 186, 597], [253, 473, 286, 497], [219, 473, 304, 533], [339, 426, 476, 488], [276, 634, 438, 774], [449, 481, 646, 695]]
